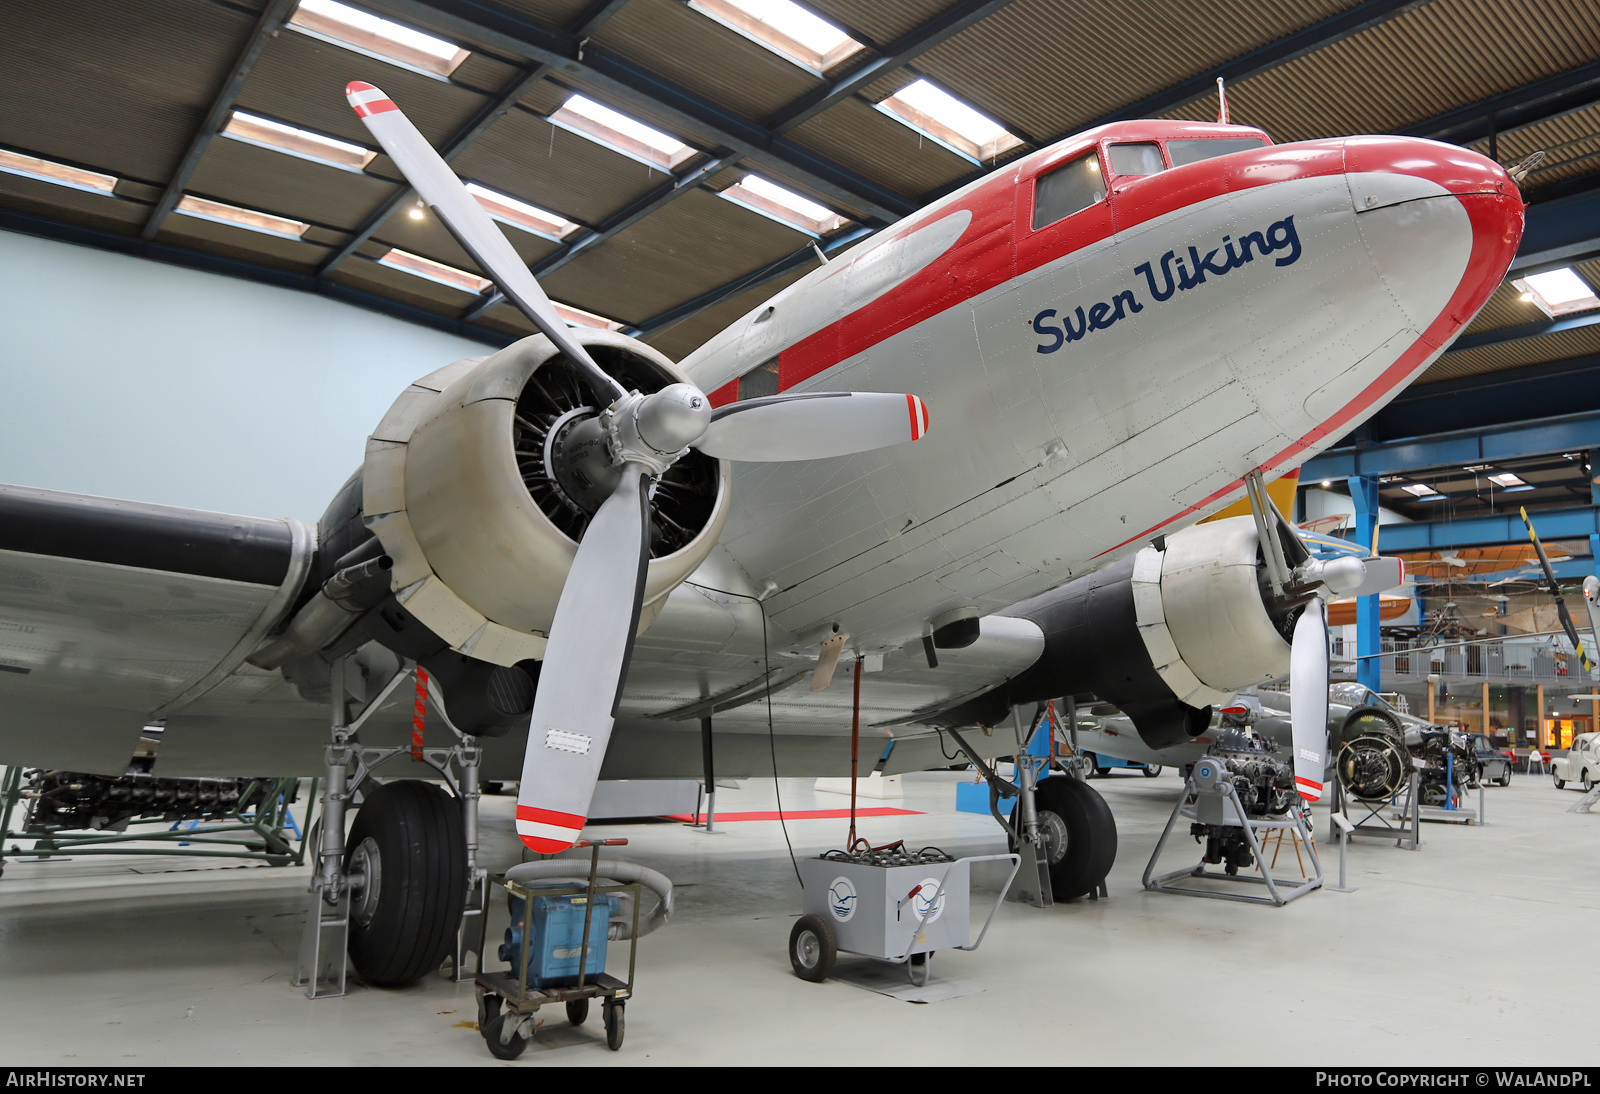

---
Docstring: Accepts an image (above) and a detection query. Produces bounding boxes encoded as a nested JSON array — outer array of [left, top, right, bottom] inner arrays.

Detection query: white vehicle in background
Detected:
[[1552, 733, 1600, 792]]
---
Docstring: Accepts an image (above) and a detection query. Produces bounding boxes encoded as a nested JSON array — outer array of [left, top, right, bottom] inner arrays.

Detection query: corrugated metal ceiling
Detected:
[[0, 0, 1595, 394]]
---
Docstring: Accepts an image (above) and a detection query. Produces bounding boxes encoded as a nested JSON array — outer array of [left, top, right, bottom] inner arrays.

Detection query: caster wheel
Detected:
[[604, 1000, 624, 1051], [566, 998, 589, 1026], [789, 914, 837, 982], [482, 1010, 529, 1060], [907, 951, 931, 987], [1142, 764, 1162, 778]]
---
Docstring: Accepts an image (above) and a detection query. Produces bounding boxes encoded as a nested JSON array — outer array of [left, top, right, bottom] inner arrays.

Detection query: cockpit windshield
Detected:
[[1107, 141, 1164, 177], [1167, 136, 1268, 167]]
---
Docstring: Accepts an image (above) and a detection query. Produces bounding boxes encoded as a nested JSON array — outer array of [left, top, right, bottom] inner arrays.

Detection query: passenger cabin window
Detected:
[[738, 358, 779, 400], [1167, 137, 1268, 167], [1032, 152, 1105, 230], [1107, 141, 1164, 177]]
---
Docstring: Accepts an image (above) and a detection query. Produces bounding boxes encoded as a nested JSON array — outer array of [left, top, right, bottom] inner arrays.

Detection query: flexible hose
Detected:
[[504, 859, 674, 939]]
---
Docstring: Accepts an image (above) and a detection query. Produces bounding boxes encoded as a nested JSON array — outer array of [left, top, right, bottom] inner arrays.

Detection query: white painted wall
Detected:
[[0, 230, 495, 523]]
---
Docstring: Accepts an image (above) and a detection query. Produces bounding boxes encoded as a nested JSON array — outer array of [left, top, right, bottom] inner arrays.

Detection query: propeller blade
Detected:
[[1519, 506, 1594, 673], [1583, 576, 1600, 650], [1289, 598, 1329, 803], [514, 462, 651, 853], [345, 82, 625, 405], [697, 392, 929, 462]]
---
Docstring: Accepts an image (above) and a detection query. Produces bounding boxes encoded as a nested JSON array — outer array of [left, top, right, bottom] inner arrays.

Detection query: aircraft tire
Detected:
[[1034, 776, 1117, 900], [345, 779, 466, 987]]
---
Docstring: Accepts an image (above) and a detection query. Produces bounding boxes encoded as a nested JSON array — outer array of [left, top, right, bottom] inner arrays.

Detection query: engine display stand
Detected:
[[0, 768, 310, 874], [294, 656, 486, 999], [1142, 769, 1323, 907], [1330, 771, 1421, 851]]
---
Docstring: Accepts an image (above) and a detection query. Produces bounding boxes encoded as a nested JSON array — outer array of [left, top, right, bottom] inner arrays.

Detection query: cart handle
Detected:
[[573, 838, 629, 847], [954, 853, 1021, 954]]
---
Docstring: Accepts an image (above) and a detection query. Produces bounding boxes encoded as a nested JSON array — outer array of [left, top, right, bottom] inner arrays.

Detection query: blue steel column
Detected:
[[1349, 476, 1382, 693], [1589, 452, 1600, 590]]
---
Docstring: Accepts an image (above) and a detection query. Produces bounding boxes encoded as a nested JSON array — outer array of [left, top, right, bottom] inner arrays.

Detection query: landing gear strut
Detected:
[[294, 655, 486, 998]]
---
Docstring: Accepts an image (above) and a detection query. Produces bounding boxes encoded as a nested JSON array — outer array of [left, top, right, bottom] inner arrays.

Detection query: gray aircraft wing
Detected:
[[0, 483, 316, 773]]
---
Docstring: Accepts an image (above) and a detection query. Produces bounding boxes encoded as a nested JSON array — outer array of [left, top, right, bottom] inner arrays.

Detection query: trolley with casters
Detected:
[[474, 837, 639, 1059], [788, 847, 1019, 986]]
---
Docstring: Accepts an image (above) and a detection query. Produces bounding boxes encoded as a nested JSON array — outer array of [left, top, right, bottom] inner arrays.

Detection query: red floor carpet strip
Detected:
[[663, 807, 924, 822]]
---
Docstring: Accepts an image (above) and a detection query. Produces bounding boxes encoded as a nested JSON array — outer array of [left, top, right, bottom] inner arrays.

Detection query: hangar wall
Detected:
[[0, 230, 491, 523]]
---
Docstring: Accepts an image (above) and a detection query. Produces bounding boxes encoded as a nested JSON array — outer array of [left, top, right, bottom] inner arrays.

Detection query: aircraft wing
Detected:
[[0, 483, 318, 772]]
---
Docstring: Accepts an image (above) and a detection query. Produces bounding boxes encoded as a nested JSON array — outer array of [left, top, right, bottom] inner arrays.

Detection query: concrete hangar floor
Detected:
[[0, 768, 1593, 1067]]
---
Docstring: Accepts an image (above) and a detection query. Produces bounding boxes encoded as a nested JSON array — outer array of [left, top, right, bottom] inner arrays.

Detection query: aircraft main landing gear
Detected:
[[294, 655, 485, 998]]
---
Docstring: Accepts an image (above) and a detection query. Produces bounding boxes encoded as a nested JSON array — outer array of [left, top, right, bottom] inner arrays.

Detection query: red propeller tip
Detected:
[[345, 82, 397, 117], [515, 804, 585, 853]]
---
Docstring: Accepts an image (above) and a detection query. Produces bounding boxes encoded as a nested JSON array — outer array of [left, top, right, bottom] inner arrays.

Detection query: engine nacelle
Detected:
[[362, 330, 730, 667], [944, 515, 1294, 749]]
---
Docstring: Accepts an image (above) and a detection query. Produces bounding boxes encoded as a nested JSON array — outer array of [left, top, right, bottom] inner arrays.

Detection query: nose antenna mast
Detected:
[[1216, 77, 1230, 124]]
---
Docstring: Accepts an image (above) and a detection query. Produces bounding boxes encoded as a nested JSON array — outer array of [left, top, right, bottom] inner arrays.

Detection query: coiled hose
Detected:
[[504, 859, 674, 939]]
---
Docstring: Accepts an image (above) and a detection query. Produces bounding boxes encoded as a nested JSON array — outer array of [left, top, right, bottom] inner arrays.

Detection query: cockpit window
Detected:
[[1167, 137, 1268, 167], [1107, 141, 1164, 177], [1033, 152, 1105, 230]]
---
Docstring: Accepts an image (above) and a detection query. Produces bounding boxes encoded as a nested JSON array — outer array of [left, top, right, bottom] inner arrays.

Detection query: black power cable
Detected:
[[686, 581, 803, 888]]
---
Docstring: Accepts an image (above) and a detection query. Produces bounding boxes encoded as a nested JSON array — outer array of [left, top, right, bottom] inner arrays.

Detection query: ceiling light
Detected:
[[174, 195, 309, 240], [223, 111, 375, 172], [1321, 480, 1331, 486], [0, 148, 117, 195], [718, 173, 849, 236], [289, 0, 470, 77], [554, 302, 623, 331], [408, 202, 424, 220], [1512, 268, 1600, 318], [465, 182, 576, 241], [1403, 483, 1442, 498], [688, 0, 864, 75], [551, 95, 695, 172], [377, 248, 490, 293], [876, 78, 1024, 164]]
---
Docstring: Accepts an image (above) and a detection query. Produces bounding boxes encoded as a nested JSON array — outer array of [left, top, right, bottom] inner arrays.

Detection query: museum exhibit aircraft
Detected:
[[0, 81, 1523, 985]]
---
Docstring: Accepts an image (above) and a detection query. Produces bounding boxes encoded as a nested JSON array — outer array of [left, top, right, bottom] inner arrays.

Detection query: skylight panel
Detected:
[[688, 0, 865, 75], [0, 148, 117, 195], [550, 95, 695, 171], [719, 173, 849, 235], [1402, 483, 1443, 498], [877, 78, 1024, 164], [377, 248, 490, 293], [290, 0, 470, 77], [1513, 268, 1600, 318], [223, 111, 376, 172], [554, 302, 623, 331], [1487, 472, 1534, 492], [464, 182, 576, 241], [175, 195, 309, 240]]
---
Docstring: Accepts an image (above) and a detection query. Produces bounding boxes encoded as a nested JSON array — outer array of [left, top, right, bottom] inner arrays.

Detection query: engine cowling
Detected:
[[362, 329, 730, 667], [939, 516, 1296, 749]]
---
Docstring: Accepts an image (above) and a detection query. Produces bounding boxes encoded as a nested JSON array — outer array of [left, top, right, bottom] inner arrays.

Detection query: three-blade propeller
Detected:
[[1251, 485, 1406, 804], [348, 83, 931, 852]]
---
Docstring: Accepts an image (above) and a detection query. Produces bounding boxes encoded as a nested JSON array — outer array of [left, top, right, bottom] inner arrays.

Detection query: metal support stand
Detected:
[[1326, 812, 1358, 893], [1568, 784, 1600, 814], [1008, 706, 1053, 908], [704, 713, 723, 831], [1330, 772, 1420, 850], [1142, 772, 1323, 906], [293, 656, 486, 998]]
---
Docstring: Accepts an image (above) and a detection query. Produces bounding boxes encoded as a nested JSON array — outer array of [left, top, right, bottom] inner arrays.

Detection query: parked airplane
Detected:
[[0, 83, 1522, 984]]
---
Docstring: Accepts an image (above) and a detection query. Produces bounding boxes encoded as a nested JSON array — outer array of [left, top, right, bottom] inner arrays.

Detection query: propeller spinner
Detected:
[[347, 82, 931, 852]]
